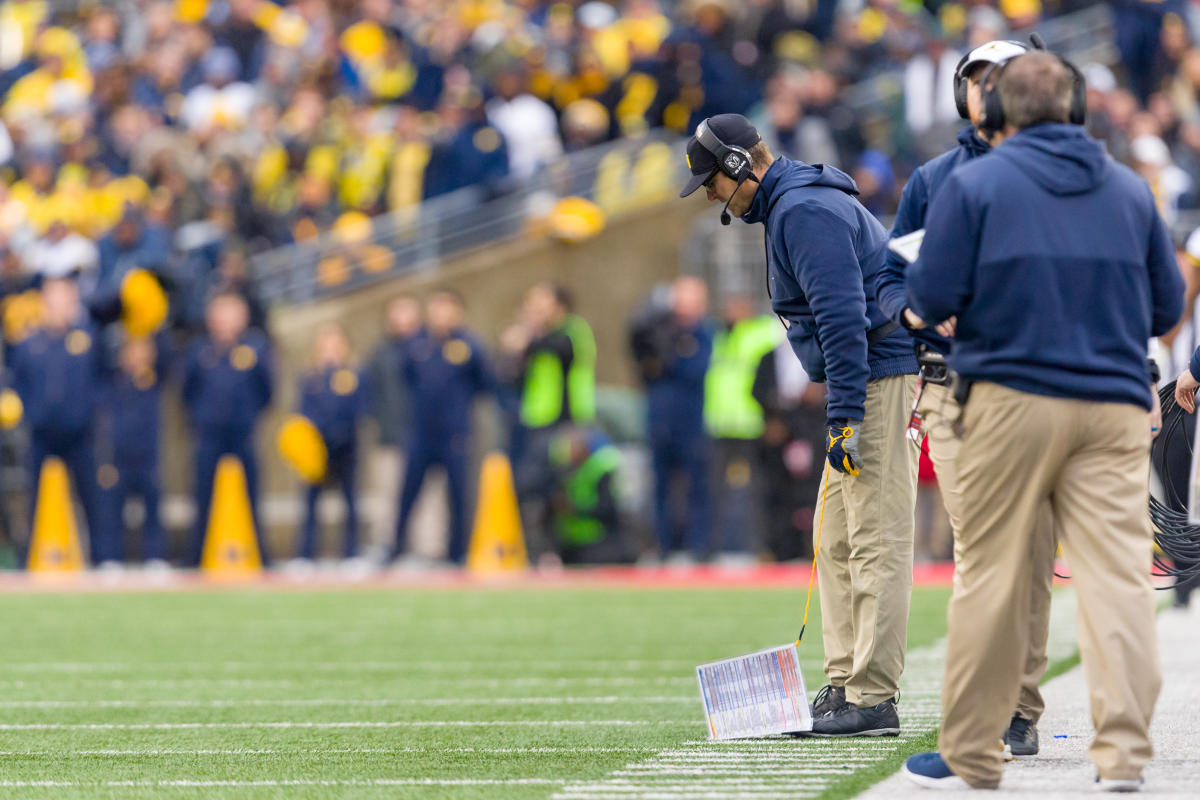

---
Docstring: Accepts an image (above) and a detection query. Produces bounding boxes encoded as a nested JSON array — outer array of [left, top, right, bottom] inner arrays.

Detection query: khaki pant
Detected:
[[919, 381, 1055, 723], [817, 373, 919, 707], [940, 383, 1161, 788]]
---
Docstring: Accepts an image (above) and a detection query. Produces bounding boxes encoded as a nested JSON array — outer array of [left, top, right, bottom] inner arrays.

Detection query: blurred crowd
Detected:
[[4, 1, 1200, 298]]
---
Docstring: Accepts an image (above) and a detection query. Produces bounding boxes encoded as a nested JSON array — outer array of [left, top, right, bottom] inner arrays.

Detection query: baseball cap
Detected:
[[679, 114, 763, 198], [957, 40, 1029, 79]]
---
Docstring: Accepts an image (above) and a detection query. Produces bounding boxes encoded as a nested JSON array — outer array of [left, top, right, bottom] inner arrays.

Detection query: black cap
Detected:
[[679, 114, 763, 198]]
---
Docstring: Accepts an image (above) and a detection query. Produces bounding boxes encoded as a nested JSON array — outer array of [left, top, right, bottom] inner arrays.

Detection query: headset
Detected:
[[694, 118, 759, 225], [953, 40, 1029, 119], [977, 33, 1087, 135]]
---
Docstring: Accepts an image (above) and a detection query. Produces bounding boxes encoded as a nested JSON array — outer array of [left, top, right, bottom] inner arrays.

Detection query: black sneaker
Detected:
[[808, 697, 900, 737], [1004, 714, 1039, 757], [811, 684, 846, 717]]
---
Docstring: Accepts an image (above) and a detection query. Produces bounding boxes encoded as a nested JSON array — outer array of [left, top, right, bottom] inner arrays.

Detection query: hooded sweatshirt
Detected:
[[876, 126, 991, 354], [907, 124, 1184, 409], [743, 157, 916, 421]]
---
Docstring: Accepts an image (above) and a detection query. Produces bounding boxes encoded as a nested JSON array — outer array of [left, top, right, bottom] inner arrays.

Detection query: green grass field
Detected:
[[0, 584, 953, 799]]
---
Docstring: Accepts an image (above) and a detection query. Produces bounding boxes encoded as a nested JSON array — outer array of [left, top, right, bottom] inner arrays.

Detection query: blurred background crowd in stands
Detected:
[[4, 0, 1200, 571]]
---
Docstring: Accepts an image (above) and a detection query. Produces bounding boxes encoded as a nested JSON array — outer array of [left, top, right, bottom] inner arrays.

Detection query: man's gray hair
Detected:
[[997, 51, 1075, 130]]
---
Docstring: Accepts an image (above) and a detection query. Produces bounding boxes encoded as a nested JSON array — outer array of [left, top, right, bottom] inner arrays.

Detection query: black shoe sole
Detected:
[[804, 727, 901, 738]]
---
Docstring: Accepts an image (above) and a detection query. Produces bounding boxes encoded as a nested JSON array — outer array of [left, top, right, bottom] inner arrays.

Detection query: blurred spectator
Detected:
[[1131, 133, 1192, 226], [25, 219, 98, 286], [181, 46, 256, 135], [182, 290, 274, 566], [389, 289, 493, 567], [629, 276, 713, 562], [98, 334, 169, 568], [97, 208, 170, 289], [366, 295, 421, 552], [295, 322, 366, 565], [853, 149, 898, 216], [704, 295, 780, 560], [10, 275, 108, 564], [752, 338, 825, 562], [485, 65, 562, 181], [546, 424, 627, 564], [904, 36, 962, 135], [508, 282, 596, 556]]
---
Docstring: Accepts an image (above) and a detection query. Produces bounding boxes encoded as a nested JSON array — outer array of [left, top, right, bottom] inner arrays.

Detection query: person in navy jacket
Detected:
[[902, 52, 1184, 791], [182, 289, 274, 566], [877, 39, 1057, 758], [295, 323, 367, 563], [679, 113, 918, 737], [629, 276, 713, 560], [97, 334, 171, 566], [389, 289, 494, 566], [10, 275, 111, 564]]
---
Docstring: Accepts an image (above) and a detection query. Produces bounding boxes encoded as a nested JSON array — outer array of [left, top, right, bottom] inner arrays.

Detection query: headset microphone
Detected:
[[719, 172, 759, 226], [1029, 32, 1046, 50]]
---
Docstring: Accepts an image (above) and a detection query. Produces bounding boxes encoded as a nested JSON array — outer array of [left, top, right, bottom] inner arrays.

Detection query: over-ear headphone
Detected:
[[694, 117, 760, 225], [695, 118, 754, 184], [977, 36, 1087, 135], [953, 40, 1029, 119]]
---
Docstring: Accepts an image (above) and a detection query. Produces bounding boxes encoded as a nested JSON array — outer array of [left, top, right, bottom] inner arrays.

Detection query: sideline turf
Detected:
[[0, 585, 951, 799]]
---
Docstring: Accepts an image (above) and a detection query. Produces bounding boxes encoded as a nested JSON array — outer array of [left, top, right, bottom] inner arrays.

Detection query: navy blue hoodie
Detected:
[[743, 157, 916, 420], [876, 126, 990, 354], [907, 124, 1184, 410]]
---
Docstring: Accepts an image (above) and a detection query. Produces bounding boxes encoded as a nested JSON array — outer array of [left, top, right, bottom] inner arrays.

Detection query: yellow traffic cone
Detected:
[[27, 457, 85, 572], [200, 455, 262, 577], [466, 453, 529, 573]]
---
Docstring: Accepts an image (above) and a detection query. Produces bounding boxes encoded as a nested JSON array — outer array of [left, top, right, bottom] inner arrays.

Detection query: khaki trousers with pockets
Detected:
[[918, 381, 1055, 724], [816, 374, 919, 707], [939, 382, 1161, 788]]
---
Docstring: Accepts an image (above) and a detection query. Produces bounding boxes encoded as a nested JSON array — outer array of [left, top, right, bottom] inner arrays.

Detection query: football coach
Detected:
[[680, 114, 919, 737], [876, 38, 1056, 758], [901, 51, 1184, 790]]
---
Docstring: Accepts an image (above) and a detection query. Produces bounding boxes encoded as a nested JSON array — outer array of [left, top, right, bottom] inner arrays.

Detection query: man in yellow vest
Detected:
[[704, 293, 781, 560], [511, 282, 597, 556]]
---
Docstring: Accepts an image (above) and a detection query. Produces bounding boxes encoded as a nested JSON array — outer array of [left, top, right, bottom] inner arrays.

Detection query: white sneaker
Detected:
[[391, 554, 432, 575], [664, 551, 697, 569], [283, 558, 315, 578], [1095, 776, 1143, 792], [143, 559, 171, 573], [339, 557, 373, 579], [712, 551, 757, 571]]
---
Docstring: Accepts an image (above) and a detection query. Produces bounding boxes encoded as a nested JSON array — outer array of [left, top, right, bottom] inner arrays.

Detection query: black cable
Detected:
[[1148, 380, 1200, 585]]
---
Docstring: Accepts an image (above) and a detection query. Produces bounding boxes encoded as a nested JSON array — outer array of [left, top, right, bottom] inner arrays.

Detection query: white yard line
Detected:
[[552, 590, 1079, 800], [0, 779, 570, 787], [0, 719, 698, 731], [0, 676, 696, 689], [0, 696, 697, 709], [0, 747, 659, 756], [0, 658, 771, 671]]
